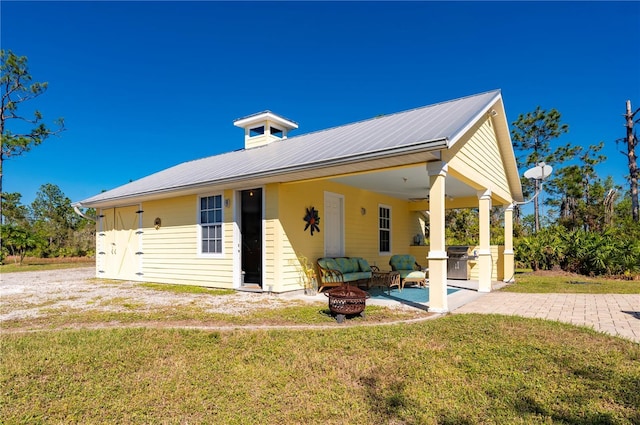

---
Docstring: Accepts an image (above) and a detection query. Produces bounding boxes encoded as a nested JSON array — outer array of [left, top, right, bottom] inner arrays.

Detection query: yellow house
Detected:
[[74, 90, 523, 313]]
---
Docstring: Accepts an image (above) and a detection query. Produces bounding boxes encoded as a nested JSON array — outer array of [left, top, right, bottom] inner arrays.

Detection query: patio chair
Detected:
[[389, 254, 428, 290]]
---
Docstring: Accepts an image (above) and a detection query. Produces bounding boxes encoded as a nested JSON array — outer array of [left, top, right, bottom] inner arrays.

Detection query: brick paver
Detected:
[[452, 292, 640, 343]]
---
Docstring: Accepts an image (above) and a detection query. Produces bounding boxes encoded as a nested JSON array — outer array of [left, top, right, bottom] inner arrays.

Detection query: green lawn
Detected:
[[503, 271, 640, 294], [0, 303, 422, 331], [0, 257, 94, 273], [2, 315, 638, 424], [2, 263, 639, 423]]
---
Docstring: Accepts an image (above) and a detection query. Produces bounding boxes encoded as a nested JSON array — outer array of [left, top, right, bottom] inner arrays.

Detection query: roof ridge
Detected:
[[284, 89, 502, 141]]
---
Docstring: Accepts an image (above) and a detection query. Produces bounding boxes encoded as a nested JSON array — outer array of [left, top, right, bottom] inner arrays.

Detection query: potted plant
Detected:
[[297, 254, 318, 296]]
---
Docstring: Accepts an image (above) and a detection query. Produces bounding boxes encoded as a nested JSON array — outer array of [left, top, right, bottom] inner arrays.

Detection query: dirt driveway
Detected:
[[0, 267, 326, 324]]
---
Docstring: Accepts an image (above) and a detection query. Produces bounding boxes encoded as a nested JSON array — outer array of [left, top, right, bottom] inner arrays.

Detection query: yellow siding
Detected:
[[264, 184, 286, 291], [271, 181, 321, 292], [446, 117, 512, 203], [140, 194, 235, 287], [99, 179, 474, 292], [276, 179, 415, 288], [468, 245, 504, 281], [409, 245, 504, 281]]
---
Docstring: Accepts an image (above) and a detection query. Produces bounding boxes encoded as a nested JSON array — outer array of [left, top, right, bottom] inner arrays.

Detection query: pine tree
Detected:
[[0, 49, 64, 223]]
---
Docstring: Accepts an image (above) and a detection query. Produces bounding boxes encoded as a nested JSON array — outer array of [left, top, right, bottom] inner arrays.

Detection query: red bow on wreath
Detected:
[[303, 207, 320, 236]]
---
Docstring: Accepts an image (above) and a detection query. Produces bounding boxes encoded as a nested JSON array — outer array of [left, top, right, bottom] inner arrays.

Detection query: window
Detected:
[[269, 126, 283, 138], [249, 126, 265, 137], [379, 205, 391, 253], [200, 195, 223, 254]]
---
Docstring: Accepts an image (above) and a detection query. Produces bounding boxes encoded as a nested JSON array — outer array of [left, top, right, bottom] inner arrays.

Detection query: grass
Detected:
[[2, 315, 638, 424], [0, 256, 94, 273], [139, 282, 236, 296], [0, 302, 424, 331], [503, 271, 640, 294], [2, 262, 639, 422]]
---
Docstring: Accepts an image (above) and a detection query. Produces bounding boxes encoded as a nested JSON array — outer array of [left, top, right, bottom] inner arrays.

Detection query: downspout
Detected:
[[73, 204, 97, 222]]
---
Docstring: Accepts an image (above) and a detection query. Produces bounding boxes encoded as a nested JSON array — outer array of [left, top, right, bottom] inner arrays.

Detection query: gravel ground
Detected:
[[0, 267, 322, 323]]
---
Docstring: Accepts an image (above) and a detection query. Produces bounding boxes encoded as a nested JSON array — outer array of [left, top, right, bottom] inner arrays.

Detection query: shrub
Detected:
[[515, 225, 640, 277]]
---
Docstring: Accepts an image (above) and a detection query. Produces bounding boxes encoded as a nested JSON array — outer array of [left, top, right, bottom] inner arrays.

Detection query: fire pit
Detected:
[[325, 284, 370, 323]]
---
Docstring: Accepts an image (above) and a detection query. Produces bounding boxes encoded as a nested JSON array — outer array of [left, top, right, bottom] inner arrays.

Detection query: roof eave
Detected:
[[75, 138, 448, 208]]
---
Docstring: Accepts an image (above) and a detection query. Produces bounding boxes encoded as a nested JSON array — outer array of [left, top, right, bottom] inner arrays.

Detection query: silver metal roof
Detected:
[[78, 90, 503, 206]]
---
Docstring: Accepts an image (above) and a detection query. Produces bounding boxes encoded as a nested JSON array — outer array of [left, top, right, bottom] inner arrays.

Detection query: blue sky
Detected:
[[2, 1, 639, 208]]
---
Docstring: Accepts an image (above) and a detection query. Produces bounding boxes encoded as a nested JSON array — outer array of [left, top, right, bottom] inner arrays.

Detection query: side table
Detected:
[[370, 270, 401, 294]]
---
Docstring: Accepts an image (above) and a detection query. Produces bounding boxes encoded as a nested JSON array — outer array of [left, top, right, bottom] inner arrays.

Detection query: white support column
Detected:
[[477, 189, 492, 292], [503, 203, 515, 282], [427, 161, 448, 313]]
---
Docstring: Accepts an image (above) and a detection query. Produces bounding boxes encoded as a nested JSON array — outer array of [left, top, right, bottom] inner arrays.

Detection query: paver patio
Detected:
[[452, 292, 640, 343]]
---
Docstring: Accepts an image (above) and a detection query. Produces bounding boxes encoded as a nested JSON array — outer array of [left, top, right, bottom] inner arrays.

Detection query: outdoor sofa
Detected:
[[316, 257, 379, 292]]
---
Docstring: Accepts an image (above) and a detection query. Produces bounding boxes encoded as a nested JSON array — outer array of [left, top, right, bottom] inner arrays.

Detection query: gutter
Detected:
[[73, 205, 97, 222]]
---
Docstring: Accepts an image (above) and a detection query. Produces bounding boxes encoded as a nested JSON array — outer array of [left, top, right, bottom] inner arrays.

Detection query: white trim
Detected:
[[427, 250, 448, 259], [477, 188, 492, 201], [233, 111, 298, 130], [324, 191, 345, 257], [428, 307, 449, 314], [260, 187, 266, 288], [136, 203, 143, 278], [196, 193, 225, 258], [232, 191, 241, 288], [426, 161, 448, 177], [378, 203, 392, 255], [234, 185, 266, 287], [97, 209, 105, 275], [447, 91, 502, 148], [268, 124, 284, 139], [248, 125, 265, 138]]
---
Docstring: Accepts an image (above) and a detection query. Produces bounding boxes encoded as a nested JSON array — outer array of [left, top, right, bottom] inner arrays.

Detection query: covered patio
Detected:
[[369, 278, 509, 307], [317, 90, 522, 314], [310, 278, 507, 315]]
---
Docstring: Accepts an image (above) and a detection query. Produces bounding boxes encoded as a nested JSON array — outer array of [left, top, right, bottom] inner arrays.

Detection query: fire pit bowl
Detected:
[[325, 284, 370, 323]]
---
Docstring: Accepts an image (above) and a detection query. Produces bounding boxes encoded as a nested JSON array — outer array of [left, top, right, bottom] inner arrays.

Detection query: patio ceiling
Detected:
[[329, 164, 474, 202]]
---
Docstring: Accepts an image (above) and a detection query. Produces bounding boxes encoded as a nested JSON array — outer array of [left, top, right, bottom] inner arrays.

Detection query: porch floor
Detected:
[[280, 279, 510, 313], [364, 279, 510, 312], [363, 279, 484, 312]]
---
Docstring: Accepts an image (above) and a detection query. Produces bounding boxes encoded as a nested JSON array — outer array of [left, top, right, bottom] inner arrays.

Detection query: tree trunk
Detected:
[[0, 155, 3, 225], [625, 100, 639, 222]]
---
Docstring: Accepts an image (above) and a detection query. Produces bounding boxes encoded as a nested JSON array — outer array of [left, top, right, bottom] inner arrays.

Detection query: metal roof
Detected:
[[78, 90, 504, 206]]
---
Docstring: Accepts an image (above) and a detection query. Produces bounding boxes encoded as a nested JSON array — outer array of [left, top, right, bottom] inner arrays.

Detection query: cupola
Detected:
[[233, 111, 298, 149]]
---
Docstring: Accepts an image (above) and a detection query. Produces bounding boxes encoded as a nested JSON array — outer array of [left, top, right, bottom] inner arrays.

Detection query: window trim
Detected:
[[378, 204, 392, 255], [249, 126, 265, 137], [197, 193, 224, 257], [269, 125, 284, 138]]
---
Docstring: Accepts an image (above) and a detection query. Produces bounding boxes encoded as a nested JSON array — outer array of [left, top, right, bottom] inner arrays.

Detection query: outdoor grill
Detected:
[[447, 246, 470, 280], [325, 284, 369, 323]]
